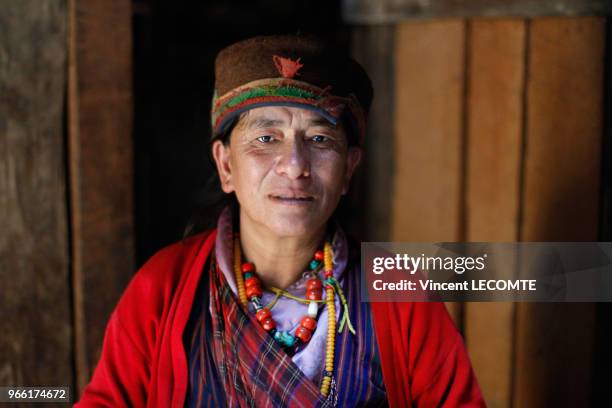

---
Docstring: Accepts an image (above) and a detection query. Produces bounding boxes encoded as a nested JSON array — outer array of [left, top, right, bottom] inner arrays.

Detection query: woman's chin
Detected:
[[264, 216, 323, 238], [240, 204, 330, 239]]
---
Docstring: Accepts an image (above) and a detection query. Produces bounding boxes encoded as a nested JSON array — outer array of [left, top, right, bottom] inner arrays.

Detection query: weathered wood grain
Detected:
[[514, 17, 604, 407], [392, 20, 467, 324], [463, 18, 526, 408], [68, 0, 134, 394], [0, 0, 73, 389]]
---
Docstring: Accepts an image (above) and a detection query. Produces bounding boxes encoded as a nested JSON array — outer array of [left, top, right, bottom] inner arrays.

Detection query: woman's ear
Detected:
[[342, 146, 362, 195], [211, 140, 235, 193]]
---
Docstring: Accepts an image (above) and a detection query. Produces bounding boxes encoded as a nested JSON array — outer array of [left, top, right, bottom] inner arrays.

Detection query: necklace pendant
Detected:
[[273, 330, 297, 347]]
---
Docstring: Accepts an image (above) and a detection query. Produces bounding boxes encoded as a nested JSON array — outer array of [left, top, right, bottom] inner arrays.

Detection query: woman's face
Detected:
[[212, 106, 361, 238]]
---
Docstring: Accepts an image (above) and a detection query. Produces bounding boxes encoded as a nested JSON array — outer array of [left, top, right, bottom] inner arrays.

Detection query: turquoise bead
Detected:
[[244, 272, 253, 279], [284, 336, 297, 347], [309, 260, 320, 270], [274, 330, 297, 347]]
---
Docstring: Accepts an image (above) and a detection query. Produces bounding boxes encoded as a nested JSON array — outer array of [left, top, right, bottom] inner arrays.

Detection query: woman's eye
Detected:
[[256, 135, 274, 143], [310, 135, 328, 143]]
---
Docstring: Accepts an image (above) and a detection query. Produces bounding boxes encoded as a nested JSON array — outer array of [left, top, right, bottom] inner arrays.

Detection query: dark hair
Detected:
[[183, 119, 239, 238], [183, 112, 360, 238]]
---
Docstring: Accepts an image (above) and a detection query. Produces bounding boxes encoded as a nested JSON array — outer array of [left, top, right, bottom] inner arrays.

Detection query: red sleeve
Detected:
[[372, 301, 486, 407], [74, 311, 151, 407], [409, 303, 485, 407], [74, 237, 200, 407]]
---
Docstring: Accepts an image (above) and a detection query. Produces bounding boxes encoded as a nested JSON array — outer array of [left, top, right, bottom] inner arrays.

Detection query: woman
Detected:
[[77, 35, 485, 407]]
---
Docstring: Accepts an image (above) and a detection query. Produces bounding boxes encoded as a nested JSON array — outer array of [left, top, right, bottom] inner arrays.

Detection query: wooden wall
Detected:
[[68, 0, 134, 392], [0, 0, 73, 390], [353, 16, 606, 408], [0, 0, 134, 398]]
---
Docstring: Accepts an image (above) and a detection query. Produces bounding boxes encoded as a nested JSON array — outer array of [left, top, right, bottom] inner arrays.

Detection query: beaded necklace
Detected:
[[232, 235, 354, 397]]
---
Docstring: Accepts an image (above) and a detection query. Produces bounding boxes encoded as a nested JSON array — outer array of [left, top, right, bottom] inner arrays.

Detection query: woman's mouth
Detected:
[[268, 194, 315, 205]]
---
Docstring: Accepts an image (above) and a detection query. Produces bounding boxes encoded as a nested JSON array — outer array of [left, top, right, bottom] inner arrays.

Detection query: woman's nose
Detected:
[[275, 138, 310, 179]]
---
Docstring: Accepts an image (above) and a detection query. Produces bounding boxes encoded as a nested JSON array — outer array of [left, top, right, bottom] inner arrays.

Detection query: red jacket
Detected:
[[76, 230, 485, 407]]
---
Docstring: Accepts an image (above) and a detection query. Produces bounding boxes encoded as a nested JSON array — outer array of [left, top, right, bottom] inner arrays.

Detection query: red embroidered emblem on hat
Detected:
[[272, 55, 304, 79]]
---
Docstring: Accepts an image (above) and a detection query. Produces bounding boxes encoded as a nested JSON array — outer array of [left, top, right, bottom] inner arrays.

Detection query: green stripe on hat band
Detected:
[[212, 85, 322, 123], [210, 78, 366, 143], [213, 98, 340, 136]]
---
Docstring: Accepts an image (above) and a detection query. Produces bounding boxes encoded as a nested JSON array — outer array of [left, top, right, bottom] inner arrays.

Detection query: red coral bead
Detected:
[[261, 317, 276, 331], [324, 270, 333, 278], [255, 308, 272, 322], [245, 277, 260, 288], [295, 326, 312, 343], [300, 316, 317, 331], [241, 262, 255, 273], [314, 250, 324, 261], [306, 278, 323, 291], [306, 290, 322, 301], [246, 285, 262, 299]]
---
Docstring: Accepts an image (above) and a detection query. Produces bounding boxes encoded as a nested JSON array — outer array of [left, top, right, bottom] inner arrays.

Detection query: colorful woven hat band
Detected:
[[211, 77, 366, 144]]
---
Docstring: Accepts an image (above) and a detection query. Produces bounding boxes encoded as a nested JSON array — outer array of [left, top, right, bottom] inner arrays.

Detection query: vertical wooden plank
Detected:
[[351, 25, 396, 241], [0, 0, 73, 388], [463, 19, 526, 408], [393, 20, 465, 242], [68, 0, 134, 394], [514, 17, 604, 407], [393, 20, 466, 323]]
